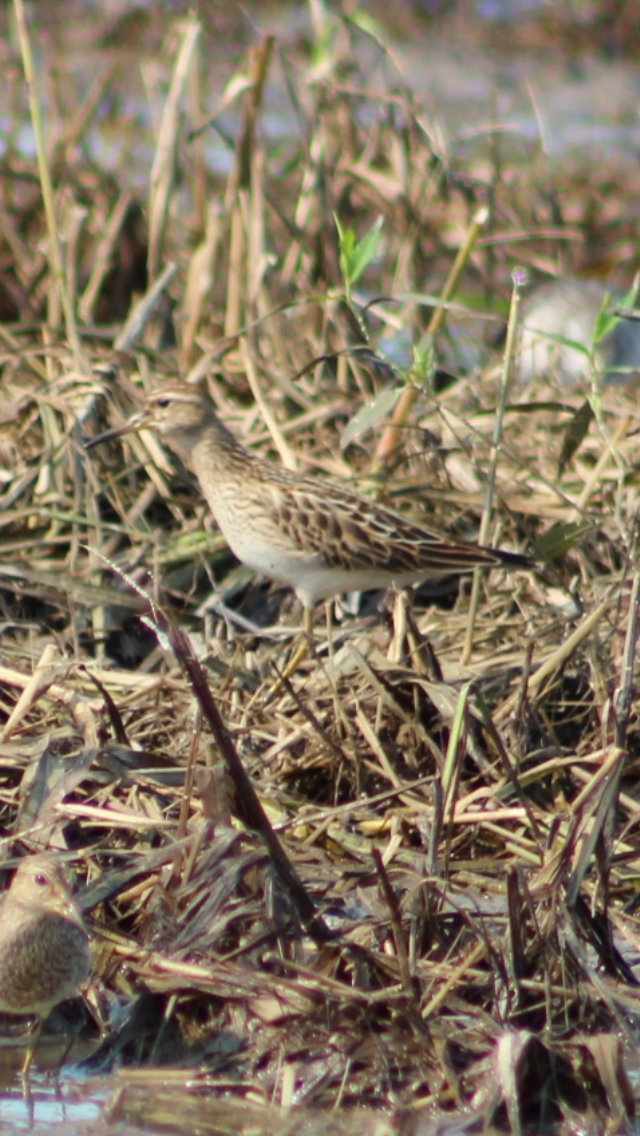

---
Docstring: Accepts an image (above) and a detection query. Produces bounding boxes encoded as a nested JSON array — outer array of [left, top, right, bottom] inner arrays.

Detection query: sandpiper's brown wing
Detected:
[[266, 473, 529, 577]]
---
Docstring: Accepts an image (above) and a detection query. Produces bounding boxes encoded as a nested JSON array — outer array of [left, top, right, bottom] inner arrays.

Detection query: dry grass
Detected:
[[2, 3, 640, 1132]]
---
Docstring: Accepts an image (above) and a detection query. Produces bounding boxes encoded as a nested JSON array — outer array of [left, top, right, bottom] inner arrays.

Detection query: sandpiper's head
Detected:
[[85, 382, 214, 450], [8, 852, 86, 931], [142, 385, 214, 439]]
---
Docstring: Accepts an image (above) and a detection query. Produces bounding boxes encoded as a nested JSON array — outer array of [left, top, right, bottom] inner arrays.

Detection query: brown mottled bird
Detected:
[[85, 382, 530, 635], [0, 852, 90, 1076]]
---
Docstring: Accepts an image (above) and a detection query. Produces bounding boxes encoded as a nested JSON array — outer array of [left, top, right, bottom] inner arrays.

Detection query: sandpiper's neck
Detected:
[[190, 412, 257, 482]]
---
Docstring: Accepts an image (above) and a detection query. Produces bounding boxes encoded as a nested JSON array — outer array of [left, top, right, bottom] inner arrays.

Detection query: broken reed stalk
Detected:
[[13, 0, 84, 370], [224, 36, 274, 337], [147, 19, 201, 281]]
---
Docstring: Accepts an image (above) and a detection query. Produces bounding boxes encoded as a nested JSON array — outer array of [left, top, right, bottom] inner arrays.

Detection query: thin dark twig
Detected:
[[371, 847, 413, 996], [166, 621, 333, 942]]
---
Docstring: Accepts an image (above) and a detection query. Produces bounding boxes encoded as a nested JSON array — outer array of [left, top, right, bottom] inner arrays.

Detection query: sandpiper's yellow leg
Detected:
[[268, 607, 314, 695], [21, 1016, 43, 1091]]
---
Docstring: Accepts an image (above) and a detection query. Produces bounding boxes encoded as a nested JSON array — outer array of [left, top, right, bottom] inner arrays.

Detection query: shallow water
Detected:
[[0, 1072, 104, 1135], [0, 1070, 423, 1136]]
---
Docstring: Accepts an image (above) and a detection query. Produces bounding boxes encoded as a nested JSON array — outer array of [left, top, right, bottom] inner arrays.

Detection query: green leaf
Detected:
[[523, 325, 592, 359], [618, 276, 640, 310], [350, 215, 384, 283], [335, 214, 384, 291], [340, 385, 403, 448], [395, 291, 484, 317], [532, 520, 592, 561], [592, 292, 619, 346], [411, 332, 436, 387], [557, 399, 594, 475], [308, 0, 339, 70], [344, 10, 387, 47], [594, 276, 640, 346]]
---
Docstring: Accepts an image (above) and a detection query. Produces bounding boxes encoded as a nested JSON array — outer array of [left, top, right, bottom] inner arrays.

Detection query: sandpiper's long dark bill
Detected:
[[86, 383, 531, 617], [85, 408, 151, 448]]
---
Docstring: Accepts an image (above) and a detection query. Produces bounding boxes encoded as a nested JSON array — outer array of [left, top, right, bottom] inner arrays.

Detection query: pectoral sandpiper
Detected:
[[86, 382, 530, 642], [0, 852, 91, 1079]]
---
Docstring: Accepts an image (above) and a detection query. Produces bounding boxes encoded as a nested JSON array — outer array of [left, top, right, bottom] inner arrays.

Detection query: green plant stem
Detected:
[[461, 270, 524, 664]]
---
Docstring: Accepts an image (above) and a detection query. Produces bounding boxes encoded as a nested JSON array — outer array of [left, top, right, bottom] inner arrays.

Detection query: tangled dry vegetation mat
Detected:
[[2, 4, 640, 1133]]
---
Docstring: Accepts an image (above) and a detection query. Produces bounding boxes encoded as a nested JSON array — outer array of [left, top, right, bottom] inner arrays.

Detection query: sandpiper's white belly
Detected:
[[221, 526, 327, 604], [218, 524, 427, 607]]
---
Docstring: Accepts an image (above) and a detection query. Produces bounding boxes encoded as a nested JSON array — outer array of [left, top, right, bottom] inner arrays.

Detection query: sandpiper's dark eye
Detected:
[[34, 873, 48, 886], [156, 399, 171, 408]]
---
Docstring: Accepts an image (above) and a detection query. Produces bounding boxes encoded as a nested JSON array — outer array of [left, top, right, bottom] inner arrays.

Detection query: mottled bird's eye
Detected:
[[156, 399, 171, 408]]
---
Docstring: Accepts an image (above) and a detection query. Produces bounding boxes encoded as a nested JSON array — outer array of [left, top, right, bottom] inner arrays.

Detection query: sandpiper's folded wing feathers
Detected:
[[267, 473, 519, 578]]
